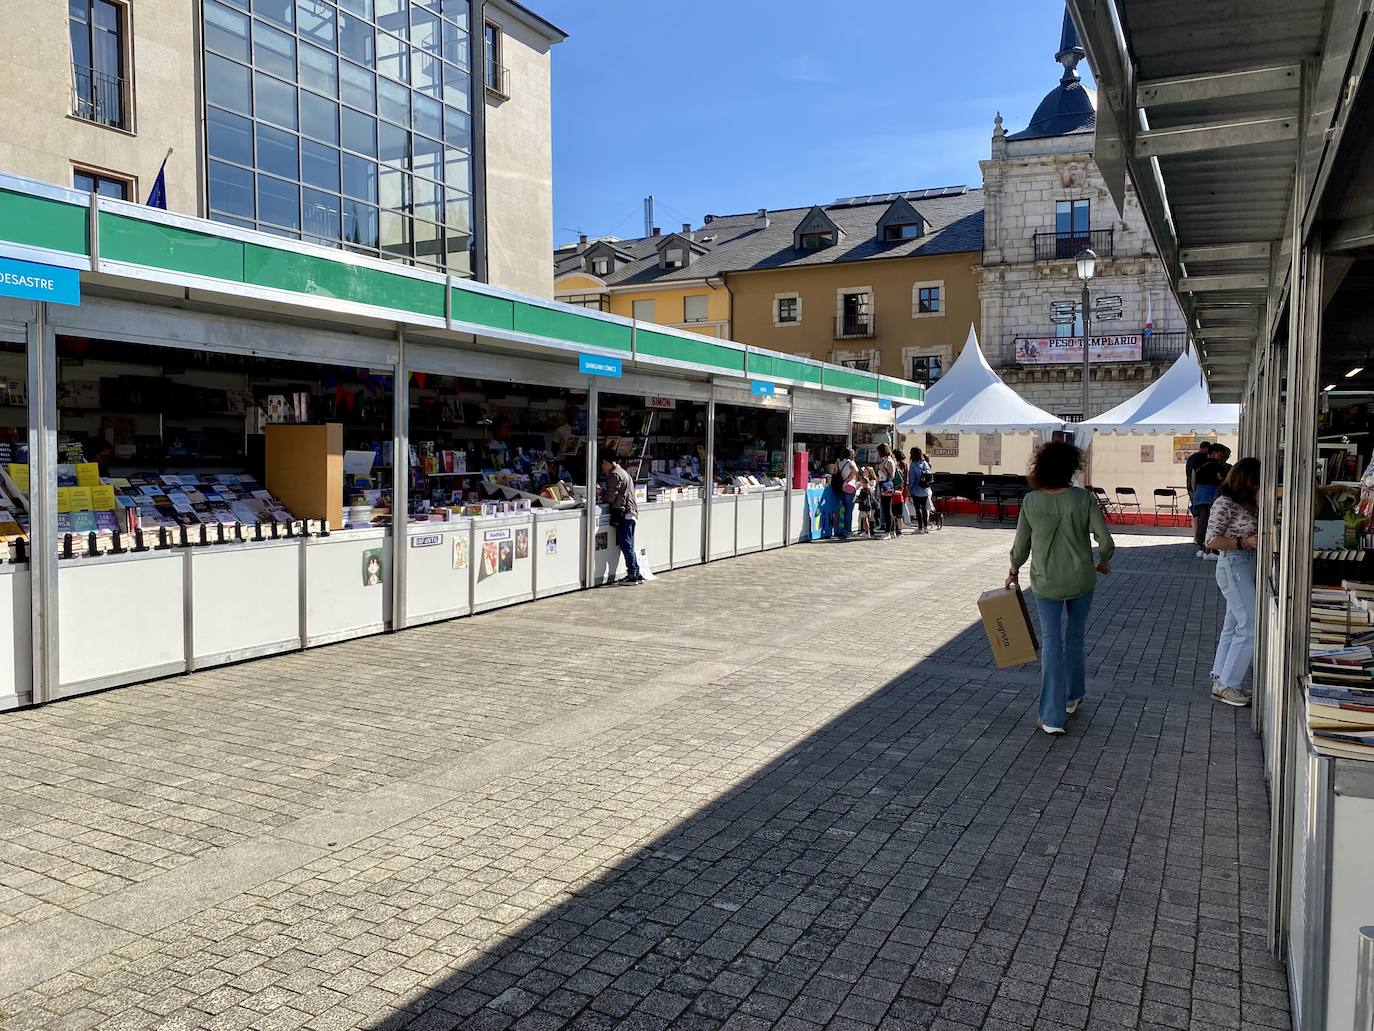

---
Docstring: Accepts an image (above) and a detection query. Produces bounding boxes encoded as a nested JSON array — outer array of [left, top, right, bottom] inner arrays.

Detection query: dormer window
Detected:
[[876, 196, 926, 244], [799, 231, 834, 251], [654, 232, 704, 271], [792, 205, 843, 252], [592, 256, 610, 276], [664, 247, 686, 269], [884, 223, 922, 241]]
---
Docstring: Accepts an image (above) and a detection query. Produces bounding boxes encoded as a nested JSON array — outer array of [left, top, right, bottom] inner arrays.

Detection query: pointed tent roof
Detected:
[[895, 327, 1066, 432], [1081, 348, 1240, 433]]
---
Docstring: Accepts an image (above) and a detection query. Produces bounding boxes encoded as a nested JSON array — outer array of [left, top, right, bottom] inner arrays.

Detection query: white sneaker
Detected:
[[1065, 698, 1081, 716], [1036, 720, 1066, 736], [1196, 549, 1206, 558], [1212, 684, 1250, 707]]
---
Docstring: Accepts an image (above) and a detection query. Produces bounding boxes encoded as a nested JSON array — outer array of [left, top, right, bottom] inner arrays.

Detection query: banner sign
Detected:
[[878, 399, 892, 411], [1014, 335, 1142, 364], [645, 395, 676, 409], [978, 432, 1002, 467], [578, 353, 622, 378], [926, 432, 959, 458], [0, 258, 80, 306], [750, 381, 775, 397]]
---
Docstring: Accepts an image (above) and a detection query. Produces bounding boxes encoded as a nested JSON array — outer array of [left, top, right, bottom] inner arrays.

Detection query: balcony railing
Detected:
[[485, 64, 511, 100], [1032, 228, 1115, 261], [834, 314, 875, 340], [988, 330, 1190, 369], [71, 64, 128, 130]]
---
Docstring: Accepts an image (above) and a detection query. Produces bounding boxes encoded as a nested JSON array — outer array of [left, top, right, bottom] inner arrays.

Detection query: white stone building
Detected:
[[978, 14, 1187, 420]]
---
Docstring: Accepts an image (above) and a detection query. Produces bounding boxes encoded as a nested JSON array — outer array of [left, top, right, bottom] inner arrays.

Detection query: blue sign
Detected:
[[878, 399, 893, 411], [0, 258, 80, 306], [578, 353, 622, 378], [750, 380, 776, 397]]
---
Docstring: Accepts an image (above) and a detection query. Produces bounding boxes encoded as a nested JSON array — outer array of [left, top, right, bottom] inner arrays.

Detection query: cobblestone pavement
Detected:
[[0, 524, 1287, 1030]]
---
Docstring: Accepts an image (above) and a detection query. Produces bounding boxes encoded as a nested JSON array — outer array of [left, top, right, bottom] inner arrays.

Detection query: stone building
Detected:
[[978, 13, 1188, 420]]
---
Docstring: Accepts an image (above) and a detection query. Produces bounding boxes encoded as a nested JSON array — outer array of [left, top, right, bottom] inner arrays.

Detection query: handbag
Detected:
[[608, 508, 624, 528]]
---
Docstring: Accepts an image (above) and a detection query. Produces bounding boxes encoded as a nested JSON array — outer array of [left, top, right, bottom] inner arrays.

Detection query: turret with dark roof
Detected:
[[1006, 8, 1096, 142]]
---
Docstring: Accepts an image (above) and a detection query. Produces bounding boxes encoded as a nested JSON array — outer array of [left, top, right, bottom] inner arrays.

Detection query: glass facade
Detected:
[[202, 0, 474, 275]]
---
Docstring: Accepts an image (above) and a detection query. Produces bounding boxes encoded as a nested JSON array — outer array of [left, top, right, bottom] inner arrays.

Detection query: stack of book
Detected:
[[1305, 674, 1374, 760], [1307, 579, 1374, 759]]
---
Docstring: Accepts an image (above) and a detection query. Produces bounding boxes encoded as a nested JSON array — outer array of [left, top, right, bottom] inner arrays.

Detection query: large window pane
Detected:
[[253, 19, 296, 78], [444, 188, 470, 232], [207, 106, 254, 166], [411, 176, 440, 222], [412, 50, 441, 96], [441, 1, 468, 33], [376, 31, 408, 82], [299, 42, 338, 95], [341, 108, 377, 156], [340, 0, 373, 18], [411, 6, 440, 53], [302, 187, 341, 239], [209, 160, 254, 219], [257, 174, 300, 228], [205, 1, 250, 61], [441, 20, 467, 66], [442, 147, 469, 189], [378, 121, 408, 166], [342, 153, 378, 202], [338, 13, 375, 64], [297, 0, 336, 47], [340, 60, 376, 111], [300, 90, 339, 143], [412, 132, 442, 181], [343, 201, 379, 249], [380, 209, 411, 258], [301, 140, 341, 191], [412, 92, 441, 137], [255, 72, 297, 128], [255, 122, 299, 179], [378, 77, 409, 124], [378, 165, 407, 208], [414, 218, 441, 265], [376, 0, 408, 36], [255, 0, 294, 29], [206, 54, 252, 115], [445, 231, 472, 275], [441, 62, 468, 109]]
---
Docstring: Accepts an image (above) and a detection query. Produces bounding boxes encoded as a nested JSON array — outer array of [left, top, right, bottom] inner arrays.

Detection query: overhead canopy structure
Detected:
[[1082, 348, 1240, 434], [895, 327, 1065, 432]]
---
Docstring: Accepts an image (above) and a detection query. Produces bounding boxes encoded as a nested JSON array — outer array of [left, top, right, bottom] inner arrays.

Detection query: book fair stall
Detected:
[[0, 172, 926, 712], [1069, 1, 1374, 1022]]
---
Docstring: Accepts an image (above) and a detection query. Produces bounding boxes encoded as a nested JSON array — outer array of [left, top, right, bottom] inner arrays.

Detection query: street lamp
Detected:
[[1076, 247, 1097, 419]]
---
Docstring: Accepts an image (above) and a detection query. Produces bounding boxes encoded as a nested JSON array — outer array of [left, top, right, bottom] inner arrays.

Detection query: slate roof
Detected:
[[1006, 79, 1096, 141], [553, 188, 984, 289]]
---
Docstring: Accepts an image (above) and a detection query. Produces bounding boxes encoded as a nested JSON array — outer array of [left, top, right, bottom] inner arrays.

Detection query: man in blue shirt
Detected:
[[1191, 444, 1232, 558]]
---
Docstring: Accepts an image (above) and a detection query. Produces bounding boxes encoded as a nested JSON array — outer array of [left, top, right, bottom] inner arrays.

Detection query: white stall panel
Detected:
[[305, 531, 391, 646], [534, 510, 585, 598], [591, 509, 620, 585], [789, 490, 808, 544], [192, 542, 301, 667], [0, 567, 32, 710], [709, 495, 737, 560], [635, 502, 673, 573], [58, 552, 186, 696], [671, 499, 704, 569], [1327, 789, 1374, 1031], [472, 516, 535, 613], [405, 522, 473, 625], [736, 494, 764, 554], [762, 491, 785, 550]]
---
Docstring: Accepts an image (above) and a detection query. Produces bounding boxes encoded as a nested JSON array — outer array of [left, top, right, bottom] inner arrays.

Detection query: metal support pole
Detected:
[[1355, 926, 1374, 1031], [1081, 282, 1092, 418], [28, 304, 57, 704], [703, 397, 715, 562], [583, 379, 598, 588], [390, 327, 408, 631], [783, 400, 794, 546]]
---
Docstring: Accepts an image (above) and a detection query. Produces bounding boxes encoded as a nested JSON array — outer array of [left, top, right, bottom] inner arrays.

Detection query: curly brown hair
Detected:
[[1029, 441, 1083, 490]]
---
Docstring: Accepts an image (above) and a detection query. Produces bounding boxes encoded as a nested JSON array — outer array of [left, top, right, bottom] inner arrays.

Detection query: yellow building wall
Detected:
[[726, 252, 981, 379], [607, 282, 731, 337], [555, 272, 607, 295]]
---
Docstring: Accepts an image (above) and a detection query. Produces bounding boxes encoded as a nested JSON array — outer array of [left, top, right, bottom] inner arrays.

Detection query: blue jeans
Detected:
[[1034, 592, 1094, 727], [616, 518, 641, 578], [838, 492, 856, 538], [1213, 550, 1256, 689]]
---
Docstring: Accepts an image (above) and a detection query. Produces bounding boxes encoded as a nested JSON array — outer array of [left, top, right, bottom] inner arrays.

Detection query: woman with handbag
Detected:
[[909, 448, 933, 534], [891, 450, 908, 537], [1005, 441, 1114, 735], [876, 443, 898, 538]]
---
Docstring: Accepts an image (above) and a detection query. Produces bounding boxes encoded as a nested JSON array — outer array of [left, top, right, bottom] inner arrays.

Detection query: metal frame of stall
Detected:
[[1067, 1, 1374, 1025], [0, 172, 927, 712]]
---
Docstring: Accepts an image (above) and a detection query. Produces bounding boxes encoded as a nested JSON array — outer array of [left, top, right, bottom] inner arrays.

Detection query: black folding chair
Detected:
[[1153, 488, 1179, 518], [1115, 487, 1143, 524], [1090, 485, 1118, 522]]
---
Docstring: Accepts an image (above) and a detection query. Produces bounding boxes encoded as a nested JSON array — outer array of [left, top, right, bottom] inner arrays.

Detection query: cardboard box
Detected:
[[977, 587, 1039, 668]]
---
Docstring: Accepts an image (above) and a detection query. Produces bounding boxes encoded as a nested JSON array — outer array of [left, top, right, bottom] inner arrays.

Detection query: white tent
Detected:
[[895, 326, 1066, 432], [1080, 347, 1240, 434]]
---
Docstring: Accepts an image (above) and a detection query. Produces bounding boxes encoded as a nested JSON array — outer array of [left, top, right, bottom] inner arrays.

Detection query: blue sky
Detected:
[[535, 0, 1090, 246]]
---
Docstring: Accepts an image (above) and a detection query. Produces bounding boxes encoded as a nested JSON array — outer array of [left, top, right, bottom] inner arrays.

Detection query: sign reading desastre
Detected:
[[0, 258, 80, 306], [1014, 335, 1142, 364], [410, 534, 443, 548], [578, 353, 622, 378]]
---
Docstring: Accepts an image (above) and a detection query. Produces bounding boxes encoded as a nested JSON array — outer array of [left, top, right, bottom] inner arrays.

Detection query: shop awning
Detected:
[[895, 326, 1066, 433], [1081, 347, 1240, 434], [1065, 0, 1347, 403]]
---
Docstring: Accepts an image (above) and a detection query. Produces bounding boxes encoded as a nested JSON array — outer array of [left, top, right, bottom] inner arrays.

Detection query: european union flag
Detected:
[[146, 154, 169, 209]]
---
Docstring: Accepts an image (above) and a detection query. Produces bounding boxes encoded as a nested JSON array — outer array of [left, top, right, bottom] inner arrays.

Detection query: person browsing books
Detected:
[[600, 457, 642, 586], [1005, 442, 1115, 736], [832, 448, 860, 540], [1191, 443, 1232, 558], [1204, 458, 1261, 707]]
